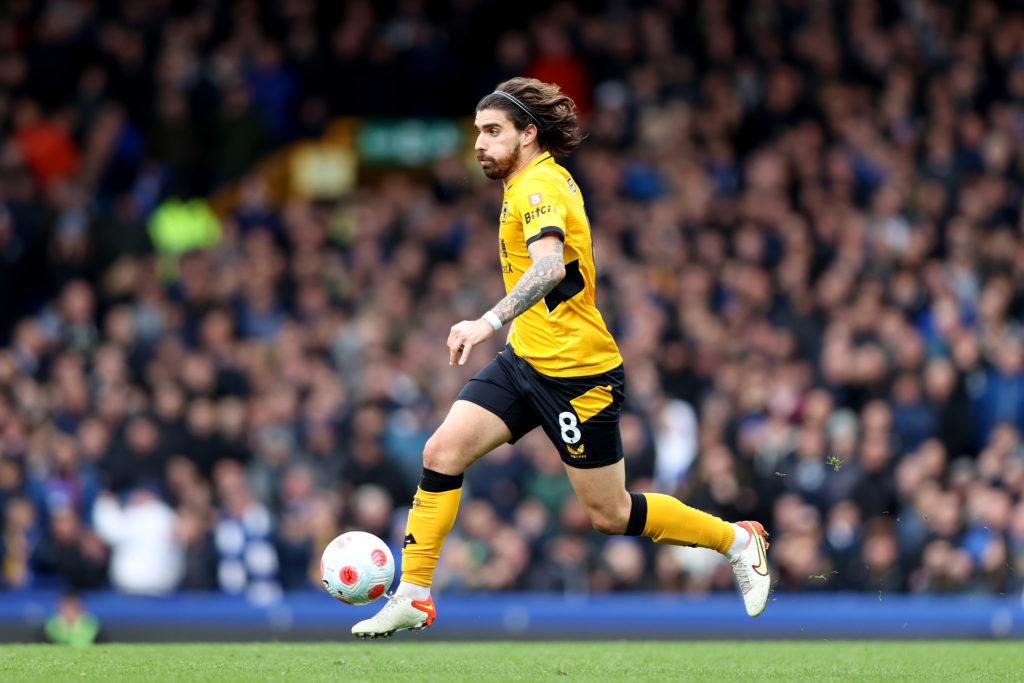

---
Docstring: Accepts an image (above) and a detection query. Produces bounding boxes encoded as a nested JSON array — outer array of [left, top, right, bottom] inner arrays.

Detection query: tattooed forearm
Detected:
[[492, 255, 565, 323], [492, 243, 565, 324]]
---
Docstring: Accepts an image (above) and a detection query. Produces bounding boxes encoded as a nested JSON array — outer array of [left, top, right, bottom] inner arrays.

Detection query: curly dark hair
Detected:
[[476, 77, 582, 157]]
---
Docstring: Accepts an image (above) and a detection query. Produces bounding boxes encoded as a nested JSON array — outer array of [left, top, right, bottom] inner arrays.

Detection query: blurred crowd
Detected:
[[3, 0, 1024, 602]]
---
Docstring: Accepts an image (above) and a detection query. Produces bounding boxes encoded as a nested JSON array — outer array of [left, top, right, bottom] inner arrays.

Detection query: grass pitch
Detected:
[[1, 641, 1021, 681]]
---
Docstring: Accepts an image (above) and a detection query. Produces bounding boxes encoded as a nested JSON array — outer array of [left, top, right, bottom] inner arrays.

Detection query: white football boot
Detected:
[[351, 593, 436, 639], [729, 520, 771, 617]]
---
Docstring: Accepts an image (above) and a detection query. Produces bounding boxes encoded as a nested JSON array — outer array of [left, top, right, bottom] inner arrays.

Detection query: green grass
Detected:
[[1, 641, 1022, 682]]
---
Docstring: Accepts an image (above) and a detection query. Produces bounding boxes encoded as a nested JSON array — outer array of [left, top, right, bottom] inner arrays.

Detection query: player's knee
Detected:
[[422, 431, 467, 474], [588, 507, 629, 535], [583, 491, 632, 535], [422, 433, 449, 471]]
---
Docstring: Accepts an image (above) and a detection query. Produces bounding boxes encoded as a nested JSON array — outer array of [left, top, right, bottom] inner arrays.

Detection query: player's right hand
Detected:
[[447, 318, 494, 367]]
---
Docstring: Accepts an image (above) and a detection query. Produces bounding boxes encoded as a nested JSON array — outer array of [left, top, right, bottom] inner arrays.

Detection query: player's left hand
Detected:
[[447, 318, 494, 366]]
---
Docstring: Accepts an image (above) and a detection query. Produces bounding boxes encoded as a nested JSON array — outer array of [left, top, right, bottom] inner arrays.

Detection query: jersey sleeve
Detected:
[[511, 174, 567, 247]]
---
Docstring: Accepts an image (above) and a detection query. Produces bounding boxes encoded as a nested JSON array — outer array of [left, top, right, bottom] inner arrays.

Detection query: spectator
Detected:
[[101, 416, 165, 494], [92, 488, 183, 595], [2, 497, 37, 589], [212, 460, 280, 604], [31, 505, 107, 590], [13, 99, 80, 191], [42, 591, 101, 646]]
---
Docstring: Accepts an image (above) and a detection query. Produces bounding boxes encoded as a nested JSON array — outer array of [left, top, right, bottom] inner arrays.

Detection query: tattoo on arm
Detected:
[[492, 237, 565, 324]]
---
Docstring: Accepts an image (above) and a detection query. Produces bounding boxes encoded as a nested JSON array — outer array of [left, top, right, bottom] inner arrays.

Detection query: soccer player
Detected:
[[352, 78, 771, 638]]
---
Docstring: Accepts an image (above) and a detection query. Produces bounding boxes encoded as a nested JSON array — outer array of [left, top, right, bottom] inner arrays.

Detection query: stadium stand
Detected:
[[1, 0, 1023, 607]]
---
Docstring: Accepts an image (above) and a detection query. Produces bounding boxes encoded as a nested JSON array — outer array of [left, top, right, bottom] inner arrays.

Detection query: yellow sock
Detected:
[[641, 493, 735, 553], [400, 469, 463, 588]]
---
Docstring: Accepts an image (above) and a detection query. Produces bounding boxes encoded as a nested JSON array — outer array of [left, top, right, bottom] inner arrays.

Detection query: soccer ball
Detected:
[[320, 531, 395, 605]]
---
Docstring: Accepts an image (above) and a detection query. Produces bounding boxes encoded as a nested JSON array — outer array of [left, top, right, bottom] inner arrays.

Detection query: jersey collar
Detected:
[[503, 152, 552, 190]]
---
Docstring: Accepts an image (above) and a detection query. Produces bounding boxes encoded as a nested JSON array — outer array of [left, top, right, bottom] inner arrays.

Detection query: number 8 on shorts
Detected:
[[558, 411, 581, 444]]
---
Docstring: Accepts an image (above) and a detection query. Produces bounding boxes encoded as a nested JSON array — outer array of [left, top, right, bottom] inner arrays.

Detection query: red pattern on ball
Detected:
[[367, 584, 385, 600], [339, 566, 358, 585], [370, 549, 387, 567]]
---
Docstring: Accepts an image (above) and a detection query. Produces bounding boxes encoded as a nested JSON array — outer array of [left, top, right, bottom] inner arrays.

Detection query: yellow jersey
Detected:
[[499, 152, 622, 377]]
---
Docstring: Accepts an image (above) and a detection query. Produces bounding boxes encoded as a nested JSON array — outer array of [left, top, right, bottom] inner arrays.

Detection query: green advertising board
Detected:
[[356, 119, 466, 166]]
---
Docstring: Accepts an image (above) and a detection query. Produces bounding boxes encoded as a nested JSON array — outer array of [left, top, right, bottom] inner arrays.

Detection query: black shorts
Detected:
[[457, 345, 625, 468]]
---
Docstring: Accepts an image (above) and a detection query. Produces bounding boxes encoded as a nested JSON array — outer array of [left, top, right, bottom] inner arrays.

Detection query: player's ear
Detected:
[[521, 123, 538, 147]]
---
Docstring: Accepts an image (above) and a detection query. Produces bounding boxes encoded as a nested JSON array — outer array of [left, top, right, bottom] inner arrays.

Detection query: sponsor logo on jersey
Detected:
[[529, 192, 543, 206], [500, 201, 508, 223], [566, 178, 578, 194], [523, 205, 554, 224]]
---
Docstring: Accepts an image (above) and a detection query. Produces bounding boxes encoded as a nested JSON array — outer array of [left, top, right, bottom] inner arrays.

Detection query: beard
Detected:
[[479, 142, 521, 180]]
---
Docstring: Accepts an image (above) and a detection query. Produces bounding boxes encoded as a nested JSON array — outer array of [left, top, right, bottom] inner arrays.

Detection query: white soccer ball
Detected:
[[320, 531, 395, 605]]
